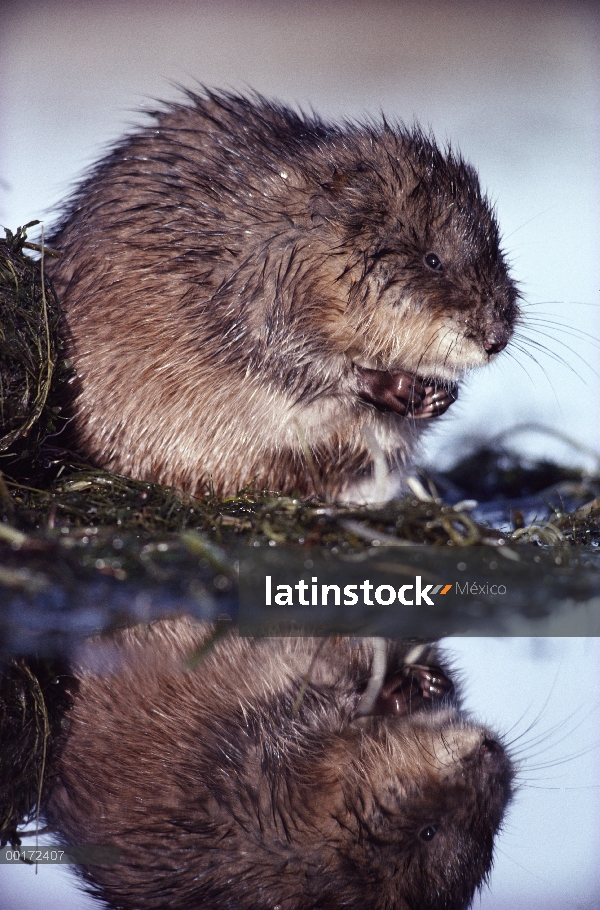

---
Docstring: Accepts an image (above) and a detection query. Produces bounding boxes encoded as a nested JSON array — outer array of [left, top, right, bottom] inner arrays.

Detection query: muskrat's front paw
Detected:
[[366, 663, 454, 716], [408, 664, 455, 700], [355, 366, 427, 416], [413, 383, 459, 419]]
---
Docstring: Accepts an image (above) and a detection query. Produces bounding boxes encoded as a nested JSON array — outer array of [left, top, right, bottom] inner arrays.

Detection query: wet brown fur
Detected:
[[48, 90, 519, 497], [45, 618, 514, 910]]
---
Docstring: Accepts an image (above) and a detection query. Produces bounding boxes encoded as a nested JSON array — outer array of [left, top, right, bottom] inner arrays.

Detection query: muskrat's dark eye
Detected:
[[419, 824, 438, 842], [424, 252, 443, 272]]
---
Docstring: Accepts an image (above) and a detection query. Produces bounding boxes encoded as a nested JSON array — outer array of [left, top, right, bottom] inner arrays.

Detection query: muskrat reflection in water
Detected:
[[45, 619, 514, 910]]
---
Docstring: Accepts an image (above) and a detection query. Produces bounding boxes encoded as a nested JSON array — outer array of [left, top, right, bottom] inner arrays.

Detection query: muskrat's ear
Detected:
[[311, 164, 376, 228], [310, 170, 350, 226], [320, 169, 352, 195]]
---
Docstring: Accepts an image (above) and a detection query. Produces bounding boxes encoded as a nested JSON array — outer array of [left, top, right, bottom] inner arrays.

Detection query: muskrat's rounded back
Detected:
[[48, 91, 519, 497]]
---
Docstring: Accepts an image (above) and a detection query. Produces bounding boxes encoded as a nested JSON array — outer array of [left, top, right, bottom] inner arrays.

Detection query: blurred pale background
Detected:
[[0, 2, 599, 909]]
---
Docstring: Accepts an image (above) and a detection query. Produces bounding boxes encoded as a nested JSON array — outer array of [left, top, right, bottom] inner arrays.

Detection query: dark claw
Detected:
[[413, 383, 459, 419], [365, 663, 454, 717]]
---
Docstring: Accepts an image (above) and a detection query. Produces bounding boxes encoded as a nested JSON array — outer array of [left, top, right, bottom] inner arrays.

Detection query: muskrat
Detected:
[[48, 90, 520, 498], [45, 618, 514, 910]]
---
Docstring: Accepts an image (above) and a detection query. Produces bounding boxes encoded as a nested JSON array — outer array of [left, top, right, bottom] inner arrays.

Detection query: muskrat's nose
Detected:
[[483, 332, 509, 354], [480, 738, 508, 772]]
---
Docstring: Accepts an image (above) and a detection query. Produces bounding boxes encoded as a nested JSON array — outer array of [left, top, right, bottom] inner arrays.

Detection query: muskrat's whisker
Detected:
[[524, 299, 600, 309], [523, 315, 600, 346], [507, 707, 599, 762], [512, 333, 593, 382], [499, 348, 538, 384], [501, 206, 560, 242], [503, 344, 564, 404], [515, 328, 600, 376]]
